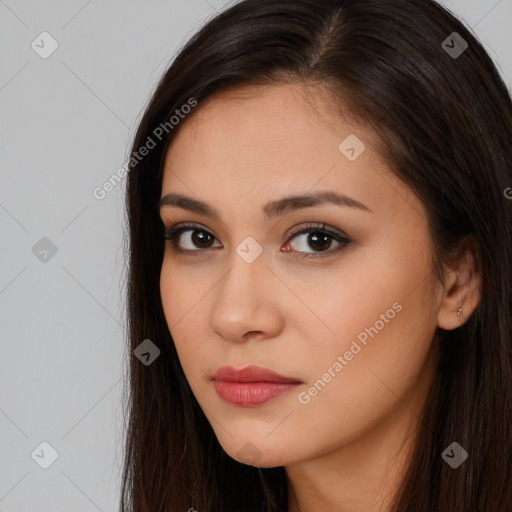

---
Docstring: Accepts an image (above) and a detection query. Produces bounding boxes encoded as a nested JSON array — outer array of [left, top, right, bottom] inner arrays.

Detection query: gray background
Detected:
[[1, 0, 511, 510]]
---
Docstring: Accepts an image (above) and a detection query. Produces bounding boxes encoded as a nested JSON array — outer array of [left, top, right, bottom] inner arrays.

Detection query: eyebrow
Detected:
[[158, 190, 372, 220]]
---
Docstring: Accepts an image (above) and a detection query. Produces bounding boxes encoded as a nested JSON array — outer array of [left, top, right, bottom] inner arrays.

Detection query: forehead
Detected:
[[159, 82, 418, 227], [163, 83, 377, 182]]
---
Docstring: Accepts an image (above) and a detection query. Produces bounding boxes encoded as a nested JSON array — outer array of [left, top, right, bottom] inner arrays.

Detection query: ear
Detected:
[[437, 236, 481, 330]]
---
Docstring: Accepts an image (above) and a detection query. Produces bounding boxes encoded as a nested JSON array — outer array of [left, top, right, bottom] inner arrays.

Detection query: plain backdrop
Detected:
[[1, 0, 511, 510]]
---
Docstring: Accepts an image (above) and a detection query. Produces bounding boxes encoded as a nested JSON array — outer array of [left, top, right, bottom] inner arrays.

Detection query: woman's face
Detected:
[[159, 83, 443, 468]]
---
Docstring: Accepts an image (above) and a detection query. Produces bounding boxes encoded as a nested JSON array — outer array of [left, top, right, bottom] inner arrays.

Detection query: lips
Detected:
[[211, 365, 302, 407], [211, 365, 301, 384]]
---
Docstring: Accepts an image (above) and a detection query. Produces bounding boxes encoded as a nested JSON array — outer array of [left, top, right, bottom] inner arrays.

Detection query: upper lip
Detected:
[[212, 365, 301, 383]]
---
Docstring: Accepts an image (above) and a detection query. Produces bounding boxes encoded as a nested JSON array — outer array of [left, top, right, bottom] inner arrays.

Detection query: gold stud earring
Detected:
[[456, 307, 463, 324]]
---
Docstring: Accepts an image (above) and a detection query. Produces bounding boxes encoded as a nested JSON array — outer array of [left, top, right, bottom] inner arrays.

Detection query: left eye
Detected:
[[286, 228, 347, 255], [281, 224, 351, 258], [163, 223, 350, 258]]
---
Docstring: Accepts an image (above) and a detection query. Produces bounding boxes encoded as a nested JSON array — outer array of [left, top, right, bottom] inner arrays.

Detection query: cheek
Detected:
[[160, 255, 208, 326], [292, 258, 438, 431], [274, 248, 407, 354], [159, 260, 207, 375], [289, 232, 436, 377]]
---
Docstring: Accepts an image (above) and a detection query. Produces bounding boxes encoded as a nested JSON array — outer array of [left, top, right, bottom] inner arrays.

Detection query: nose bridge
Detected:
[[215, 242, 267, 312], [209, 241, 282, 340]]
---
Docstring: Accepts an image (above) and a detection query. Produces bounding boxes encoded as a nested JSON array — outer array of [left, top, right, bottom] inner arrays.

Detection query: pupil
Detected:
[[193, 230, 213, 248], [309, 232, 331, 251]]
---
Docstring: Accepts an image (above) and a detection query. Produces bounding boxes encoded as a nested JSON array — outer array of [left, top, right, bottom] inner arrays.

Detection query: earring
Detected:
[[456, 307, 463, 324]]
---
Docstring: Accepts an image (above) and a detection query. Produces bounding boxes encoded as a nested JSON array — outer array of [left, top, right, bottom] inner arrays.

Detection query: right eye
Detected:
[[164, 223, 222, 254]]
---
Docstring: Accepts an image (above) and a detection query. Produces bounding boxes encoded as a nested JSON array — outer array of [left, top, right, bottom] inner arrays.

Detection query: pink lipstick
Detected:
[[211, 365, 302, 407]]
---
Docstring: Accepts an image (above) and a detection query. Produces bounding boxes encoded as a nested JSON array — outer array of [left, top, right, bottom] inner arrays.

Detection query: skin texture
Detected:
[[158, 83, 480, 512]]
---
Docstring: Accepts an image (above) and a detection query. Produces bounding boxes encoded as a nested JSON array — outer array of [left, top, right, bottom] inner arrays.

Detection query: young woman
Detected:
[[120, 0, 512, 510]]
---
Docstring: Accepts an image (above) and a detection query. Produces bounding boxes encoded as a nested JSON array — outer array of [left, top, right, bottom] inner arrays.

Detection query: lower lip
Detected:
[[213, 380, 300, 407]]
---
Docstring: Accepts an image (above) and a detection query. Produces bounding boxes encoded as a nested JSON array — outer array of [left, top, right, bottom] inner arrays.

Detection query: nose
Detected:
[[208, 250, 285, 343]]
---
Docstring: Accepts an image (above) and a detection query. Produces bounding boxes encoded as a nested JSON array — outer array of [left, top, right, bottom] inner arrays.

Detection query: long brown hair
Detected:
[[120, 1, 512, 510]]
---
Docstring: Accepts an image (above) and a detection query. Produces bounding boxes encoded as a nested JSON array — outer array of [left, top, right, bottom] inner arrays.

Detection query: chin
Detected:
[[216, 435, 298, 468]]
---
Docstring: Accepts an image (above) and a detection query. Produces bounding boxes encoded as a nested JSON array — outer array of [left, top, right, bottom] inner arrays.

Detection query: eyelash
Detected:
[[163, 222, 351, 259]]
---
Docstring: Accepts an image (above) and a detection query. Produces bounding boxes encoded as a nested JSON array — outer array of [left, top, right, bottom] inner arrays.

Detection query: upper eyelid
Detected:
[[165, 221, 346, 238], [165, 222, 349, 246]]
